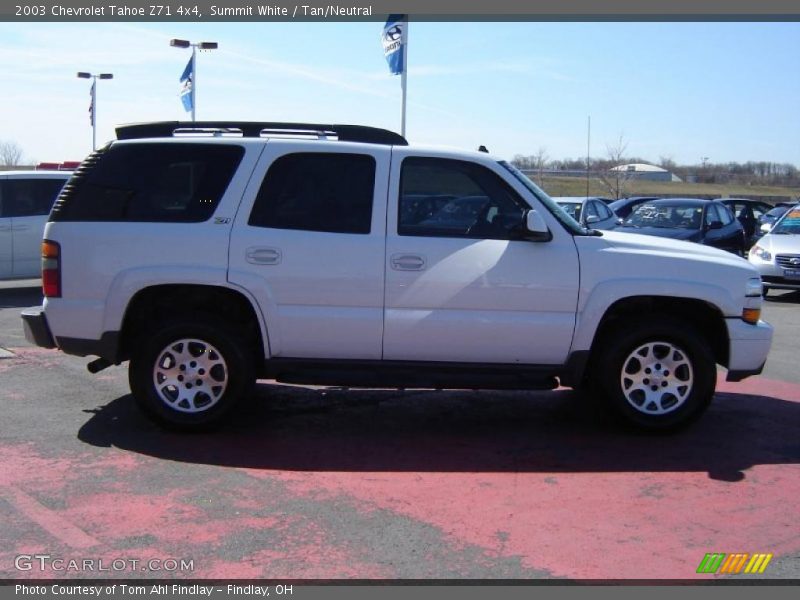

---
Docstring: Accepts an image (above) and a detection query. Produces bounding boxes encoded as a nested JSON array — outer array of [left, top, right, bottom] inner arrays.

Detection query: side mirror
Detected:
[[760, 222, 773, 233], [706, 221, 723, 231], [523, 209, 552, 242], [585, 215, 600, 225]]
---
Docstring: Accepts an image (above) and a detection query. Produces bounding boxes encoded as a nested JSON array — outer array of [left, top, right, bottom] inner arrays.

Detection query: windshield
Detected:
[[625, 203, 703, 229], [772, 207, 800, 235], [556, 202, 582, 221], [498, 161, 586, 235]]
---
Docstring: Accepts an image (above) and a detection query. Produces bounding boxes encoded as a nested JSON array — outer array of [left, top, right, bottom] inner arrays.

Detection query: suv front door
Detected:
[[383, 153, 580, 365], [228, 144, 390, 360]]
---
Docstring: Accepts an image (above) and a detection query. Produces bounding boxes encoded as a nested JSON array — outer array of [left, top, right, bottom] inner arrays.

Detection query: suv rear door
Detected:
[[228, 142, 390, 360], [383, 152, 580, 365]]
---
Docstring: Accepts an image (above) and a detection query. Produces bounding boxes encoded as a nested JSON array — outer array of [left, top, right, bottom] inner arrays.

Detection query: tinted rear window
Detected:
[[50, 143, 243, 222]]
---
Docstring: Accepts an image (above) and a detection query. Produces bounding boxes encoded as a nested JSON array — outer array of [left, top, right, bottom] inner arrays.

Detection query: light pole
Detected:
[[170, 39, 218, 121], [77, 72, 113, 151]]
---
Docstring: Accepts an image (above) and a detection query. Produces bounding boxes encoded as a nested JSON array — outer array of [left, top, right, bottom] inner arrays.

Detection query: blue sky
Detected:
[[1, 21, 799, 166]]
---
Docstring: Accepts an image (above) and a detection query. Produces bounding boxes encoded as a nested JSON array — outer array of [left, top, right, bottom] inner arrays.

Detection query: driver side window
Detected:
[[398, 157, 526, 239]]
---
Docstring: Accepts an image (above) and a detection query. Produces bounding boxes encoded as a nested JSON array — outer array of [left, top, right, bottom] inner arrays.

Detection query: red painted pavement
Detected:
[[1, 369, 798, 580]]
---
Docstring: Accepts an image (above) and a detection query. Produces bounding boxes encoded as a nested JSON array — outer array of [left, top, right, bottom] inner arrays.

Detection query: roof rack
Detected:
[[115, 121, 408, 146]]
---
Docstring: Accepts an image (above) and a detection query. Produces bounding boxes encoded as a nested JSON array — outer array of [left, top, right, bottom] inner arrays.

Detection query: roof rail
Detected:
[[115, 121, 408, 146]]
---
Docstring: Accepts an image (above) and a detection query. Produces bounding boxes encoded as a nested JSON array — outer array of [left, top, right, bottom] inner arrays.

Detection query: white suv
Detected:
[[21, 121, 773, 431], [1, 170, 70, 279]]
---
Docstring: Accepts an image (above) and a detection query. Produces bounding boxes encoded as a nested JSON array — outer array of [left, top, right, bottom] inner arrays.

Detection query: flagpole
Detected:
[[191, 45, 197, 122], [586, 115, 591, 197], [400, 20, 408, 137], [91, 80, 97, 151]]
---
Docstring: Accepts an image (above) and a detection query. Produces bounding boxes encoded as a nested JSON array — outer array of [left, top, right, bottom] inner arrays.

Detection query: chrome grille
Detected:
[[776, 255, 800, 268]]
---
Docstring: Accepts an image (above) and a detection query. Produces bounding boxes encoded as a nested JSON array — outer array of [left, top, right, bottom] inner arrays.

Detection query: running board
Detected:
[[263, 358, 560, 391]]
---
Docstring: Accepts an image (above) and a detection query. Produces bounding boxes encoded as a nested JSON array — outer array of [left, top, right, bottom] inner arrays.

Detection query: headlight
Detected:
[[749, 245, 772, 261], [746, 278, 763, 298]]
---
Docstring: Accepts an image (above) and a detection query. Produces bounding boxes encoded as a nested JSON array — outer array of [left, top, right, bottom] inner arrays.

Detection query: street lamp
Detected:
[[170, 38, 218, 121], [77, 72, 113, 151]]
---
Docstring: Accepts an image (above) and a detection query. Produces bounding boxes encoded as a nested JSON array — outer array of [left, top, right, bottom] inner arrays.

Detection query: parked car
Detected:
[[21, 120, 771, 432], [0, 171, 71, 279], [551, 196, 618, 230], [748, 205, 800, 296], [756, 203, 798, 237], [718, 198, 773, 246], [608, 196, 661, 220], [615, 198, 746, 255]]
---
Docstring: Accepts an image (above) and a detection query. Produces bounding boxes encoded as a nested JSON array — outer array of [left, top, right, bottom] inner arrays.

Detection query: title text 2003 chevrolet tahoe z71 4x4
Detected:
[[22, 121, 773, 431]]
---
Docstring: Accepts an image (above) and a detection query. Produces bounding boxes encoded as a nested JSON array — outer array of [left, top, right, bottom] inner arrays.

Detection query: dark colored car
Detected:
[[608, 196, 662, 220], [718, 198, 773, 246], [615, 198, 746, 255], [756, 203, 798, 237], [552, 196, 619, 230]]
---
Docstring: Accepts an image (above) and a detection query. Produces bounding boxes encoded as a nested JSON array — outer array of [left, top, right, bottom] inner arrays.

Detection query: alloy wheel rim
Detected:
[[152, 338, 228, 413], [620, 341, 694, 415]]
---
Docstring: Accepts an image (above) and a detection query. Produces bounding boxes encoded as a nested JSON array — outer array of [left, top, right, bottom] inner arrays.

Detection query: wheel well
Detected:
[[118, 285, 265, 364], [592, 296, 729, 368]]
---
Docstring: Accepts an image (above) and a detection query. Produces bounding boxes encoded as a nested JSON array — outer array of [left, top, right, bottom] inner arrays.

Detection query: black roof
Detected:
[[115, 121, 408, 146]]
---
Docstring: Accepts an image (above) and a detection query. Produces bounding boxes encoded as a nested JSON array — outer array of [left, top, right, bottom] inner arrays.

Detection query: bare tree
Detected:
[[533, 146, 549, 186], [598, 134, 634, 200], [0, 140, 24, 167]]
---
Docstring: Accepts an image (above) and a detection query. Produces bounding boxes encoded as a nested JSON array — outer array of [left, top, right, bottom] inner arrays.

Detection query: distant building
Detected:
[[610, 163, 682, 182]]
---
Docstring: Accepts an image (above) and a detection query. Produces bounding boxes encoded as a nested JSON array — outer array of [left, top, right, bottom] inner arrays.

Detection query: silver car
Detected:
[[748, 205, 800, 296]]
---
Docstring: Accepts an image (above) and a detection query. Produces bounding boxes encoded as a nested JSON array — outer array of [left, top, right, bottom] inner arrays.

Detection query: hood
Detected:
[[757, 232, 800, 255], [599, 230, 749, 268], [615, 226, 700, 241]]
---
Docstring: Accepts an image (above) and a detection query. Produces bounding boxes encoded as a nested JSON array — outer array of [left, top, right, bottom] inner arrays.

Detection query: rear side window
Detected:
[[50, 143, 243, 222], [249, 153, 375, 234], [0, 178, 67, 217]]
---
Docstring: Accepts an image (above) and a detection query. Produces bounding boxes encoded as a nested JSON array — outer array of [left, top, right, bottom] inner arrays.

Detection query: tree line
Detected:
[[512, 152, 800, 187]]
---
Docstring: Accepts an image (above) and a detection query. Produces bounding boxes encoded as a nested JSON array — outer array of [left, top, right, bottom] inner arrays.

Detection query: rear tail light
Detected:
[[42, 240, 61, 298]]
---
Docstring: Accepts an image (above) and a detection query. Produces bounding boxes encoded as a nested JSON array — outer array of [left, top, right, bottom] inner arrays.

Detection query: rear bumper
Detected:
[[725, 318, 773, 382], [21, 306, 56, 349]]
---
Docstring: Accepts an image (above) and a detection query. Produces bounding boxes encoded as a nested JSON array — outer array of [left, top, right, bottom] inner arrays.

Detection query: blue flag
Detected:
[[382, 14, 405, 75], [179, 57, 193, 112]]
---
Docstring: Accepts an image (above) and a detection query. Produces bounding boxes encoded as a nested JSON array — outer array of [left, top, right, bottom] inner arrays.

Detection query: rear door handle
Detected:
[[391, 253, 426, 271], [246, 247, 282, 265]]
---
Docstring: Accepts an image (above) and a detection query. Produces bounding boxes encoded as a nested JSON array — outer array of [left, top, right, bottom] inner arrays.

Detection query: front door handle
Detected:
[[246, 247, 282, 265], [391, 253, 426, 271]]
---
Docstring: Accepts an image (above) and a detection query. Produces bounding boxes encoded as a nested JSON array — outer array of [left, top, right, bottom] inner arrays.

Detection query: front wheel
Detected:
[[594, 317, 717, 431], [129, 318, 255, 431]]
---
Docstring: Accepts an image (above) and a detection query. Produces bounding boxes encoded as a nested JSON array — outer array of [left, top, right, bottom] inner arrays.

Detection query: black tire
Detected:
[[593, 316, 716, 431], [129, 317, 255, 431]]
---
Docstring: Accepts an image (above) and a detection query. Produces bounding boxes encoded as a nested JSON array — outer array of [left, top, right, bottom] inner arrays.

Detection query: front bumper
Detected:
[[21, 306, 56, 349], [725, 317, 773, 382], [762, 275, 800, 291]]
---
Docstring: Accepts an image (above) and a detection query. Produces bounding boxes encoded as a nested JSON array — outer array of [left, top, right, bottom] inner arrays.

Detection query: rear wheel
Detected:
[[594, 317, 717, 431], [129, 318, 255, 431]]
